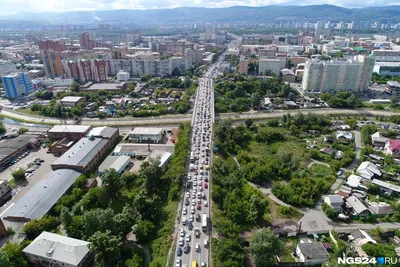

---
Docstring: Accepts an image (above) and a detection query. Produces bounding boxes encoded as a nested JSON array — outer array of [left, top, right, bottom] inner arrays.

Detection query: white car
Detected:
[[204, 201, 208, 207], [191, 207, 195, 214], [185, 234, 191, 242], [183, 208, 187, 215], [180, 228, 185, 237], [190, 215, 194, 222], [176, 258, 181, 267], [179, 237, 184, 246]]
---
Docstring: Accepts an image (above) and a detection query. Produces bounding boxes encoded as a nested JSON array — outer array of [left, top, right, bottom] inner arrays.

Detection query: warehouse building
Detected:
[[128, 127, 166, 143], [47, 125, 92, 141], [51, 136, 109, 172], [98, 155, 130, 175], [2, 169, 81, 221], [60, 96, 86, 107], [0, 134, 40, 167]]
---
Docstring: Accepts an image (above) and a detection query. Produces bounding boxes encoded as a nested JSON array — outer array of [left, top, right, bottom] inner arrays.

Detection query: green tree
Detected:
[[17, 128, 28, 134], [250, 228, 283, 267], [11, 168, 25, 183], [1, 242, 27, 267], [70, 82, 80, 93], [102, 169, 123, 200], [0, 251, 10, 267], [134, 219, 156, 244], [89, 230, 123, 267], [140, 157, 162, 195], [23, 216, 60, 239]]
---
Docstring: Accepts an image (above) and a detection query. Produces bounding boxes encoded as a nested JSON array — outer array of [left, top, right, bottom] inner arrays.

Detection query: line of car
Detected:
[[175, 77, 213, 267]]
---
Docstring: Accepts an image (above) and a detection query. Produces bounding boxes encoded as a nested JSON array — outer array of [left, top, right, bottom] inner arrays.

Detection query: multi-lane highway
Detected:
[[173, 51, 223, 267]]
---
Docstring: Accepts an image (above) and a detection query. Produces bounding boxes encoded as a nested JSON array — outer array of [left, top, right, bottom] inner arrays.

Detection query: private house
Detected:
[[346, 174, 368, 191], [368, 202, 393, 216], [336, 131, 353, 143], [348, 229, 377, 257], [371, 132, 389, 148], [371, 179, 400, 196], [345, 196, 371, 217], [324, 195, 343, 211], [384, 140, 400, 158], [296, 241, 330, 265], [356, 161, 381, 180]]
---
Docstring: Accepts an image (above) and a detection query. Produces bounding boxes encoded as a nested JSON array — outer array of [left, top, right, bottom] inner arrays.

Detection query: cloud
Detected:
[[0, 0, 399, 15]]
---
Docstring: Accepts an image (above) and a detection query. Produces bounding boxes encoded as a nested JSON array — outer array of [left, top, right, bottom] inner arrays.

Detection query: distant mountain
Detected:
[[1, 5, 400, 25]]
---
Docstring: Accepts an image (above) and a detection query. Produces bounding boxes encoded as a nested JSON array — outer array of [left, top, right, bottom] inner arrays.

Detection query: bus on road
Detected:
[[202, 213, 207, 232]]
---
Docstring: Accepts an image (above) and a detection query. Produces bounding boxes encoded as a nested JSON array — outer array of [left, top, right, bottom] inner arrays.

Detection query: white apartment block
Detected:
[[302, 55, 375, 92], [0, 60, 16, 77], [259, 58, 285, 75]]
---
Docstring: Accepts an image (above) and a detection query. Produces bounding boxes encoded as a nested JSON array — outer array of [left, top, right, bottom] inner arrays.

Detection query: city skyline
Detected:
[[1, 0, 400, 16]]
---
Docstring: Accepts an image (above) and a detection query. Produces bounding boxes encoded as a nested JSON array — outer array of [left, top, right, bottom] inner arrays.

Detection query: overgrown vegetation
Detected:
[[214, 73, 298, 113], [320, 92, 363, 109]]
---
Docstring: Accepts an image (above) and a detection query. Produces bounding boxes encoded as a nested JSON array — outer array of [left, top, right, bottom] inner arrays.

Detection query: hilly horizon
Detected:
[[1, 5, 400, 25]]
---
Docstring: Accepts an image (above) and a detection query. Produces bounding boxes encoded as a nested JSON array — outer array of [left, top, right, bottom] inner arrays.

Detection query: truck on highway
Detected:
[[202, 213, 208, 232]]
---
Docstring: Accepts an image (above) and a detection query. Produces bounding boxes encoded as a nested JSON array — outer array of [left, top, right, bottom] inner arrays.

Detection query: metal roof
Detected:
[[61, 96, 85, 102], [372, 179, 400, 193], [86, 126, 118, 139], [48, 125, 91, 134], [0, 134, 38, 150], [53, 137, 109, 168], [144, 150, 172, 167], [346, 196, 370, 215], [130, 127, 164, 135], [23, 231, 90, 266], [297, 242, 330, 260], [2, 169, 80, 220], [98, 155, 130, 173]]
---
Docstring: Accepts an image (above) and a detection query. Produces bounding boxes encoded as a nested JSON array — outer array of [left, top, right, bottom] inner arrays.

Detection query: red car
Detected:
[[204, 183, 208, 189], [194, 170, 198, 175], [196, 204, 201, 210]]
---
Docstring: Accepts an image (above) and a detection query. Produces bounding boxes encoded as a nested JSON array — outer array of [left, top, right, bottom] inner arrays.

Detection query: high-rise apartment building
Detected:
[[92, 59, 108, 82], [2, 72, 33, 98], [302, 55, 375, 92], [41, 50, 64, 78], [38, 40, 62, 52], [79, 32, 90, 49]]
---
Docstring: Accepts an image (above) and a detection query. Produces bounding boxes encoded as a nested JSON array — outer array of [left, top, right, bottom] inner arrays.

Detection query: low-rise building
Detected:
[[2, 169, 81, 221], [296, 241, 330, 265], [357, 161, 381, 180], [0, 180, 11, 206], [324, 195, 343, 211], [346, 174, 368, 191], [371, 179, 400, 196], [60, 96, 86, 107], [47, 125, 92, 141], [144, 150, 172, 171], [368, 202, 393, 216], [49, 138, 74, 155], [336, 131, 353, 142], [82, 82, 127, 93], [371, 132, 389, 147], [345, 196, 371, 217], [280, 68, 296, 82], [23, 231, 92, 267], [98, 155, 130, 175], [384, 140, 400, 158], [51, 137, 110, 172], [129, 127, 166, 143]]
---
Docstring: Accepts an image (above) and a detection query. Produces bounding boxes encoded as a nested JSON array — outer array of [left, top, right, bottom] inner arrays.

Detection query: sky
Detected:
[[1, 0, 400, 16]]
